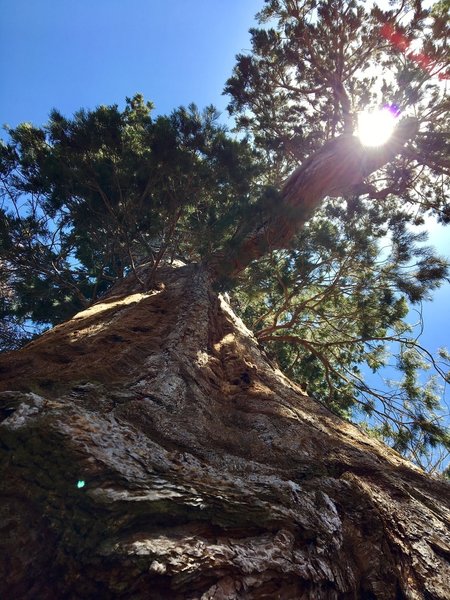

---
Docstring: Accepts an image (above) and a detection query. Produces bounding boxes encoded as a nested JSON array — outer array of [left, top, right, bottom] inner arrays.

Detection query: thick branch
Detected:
[[209, 118, 418, 281]]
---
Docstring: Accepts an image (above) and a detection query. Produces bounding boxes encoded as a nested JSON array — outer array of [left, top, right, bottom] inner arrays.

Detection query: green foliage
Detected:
[[226, 0, 449, 205], [0, 94, 261, 329], [231, 196, 449, 455], [225, 0, 450, 470]]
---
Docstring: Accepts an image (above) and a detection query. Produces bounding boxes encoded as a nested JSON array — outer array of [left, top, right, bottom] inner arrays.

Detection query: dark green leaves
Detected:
[[224, 0, 450, 471], [0, 95, 261, 338]]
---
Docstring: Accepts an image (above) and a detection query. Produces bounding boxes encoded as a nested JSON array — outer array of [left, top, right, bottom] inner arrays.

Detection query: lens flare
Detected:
[[357, 106, 400, 147]]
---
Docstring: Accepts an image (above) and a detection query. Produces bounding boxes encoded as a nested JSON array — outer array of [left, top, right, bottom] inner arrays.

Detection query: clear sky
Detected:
[[0, 0, 261, 126], [0, 0, 448, 373]]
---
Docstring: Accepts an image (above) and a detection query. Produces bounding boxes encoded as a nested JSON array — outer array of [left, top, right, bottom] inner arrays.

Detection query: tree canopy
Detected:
[[0, 96, 260, 329], [224, 0, 450, 471], [1, 0, 449, 472]]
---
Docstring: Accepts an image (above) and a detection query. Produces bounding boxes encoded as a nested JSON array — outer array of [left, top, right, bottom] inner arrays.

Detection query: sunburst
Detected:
[[357, 106, 400, 147]]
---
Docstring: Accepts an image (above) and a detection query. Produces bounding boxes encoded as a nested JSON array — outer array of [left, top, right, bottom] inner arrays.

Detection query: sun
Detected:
[[357, 106, 400, 147]]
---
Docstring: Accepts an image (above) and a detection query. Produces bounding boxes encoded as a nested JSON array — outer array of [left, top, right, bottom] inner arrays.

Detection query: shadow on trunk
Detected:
[[1, 261, 449, 599]]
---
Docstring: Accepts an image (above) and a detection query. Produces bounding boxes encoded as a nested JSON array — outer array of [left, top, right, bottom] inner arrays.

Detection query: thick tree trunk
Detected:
[[209, 118, 419, 281], [1, 262, 449, 599]]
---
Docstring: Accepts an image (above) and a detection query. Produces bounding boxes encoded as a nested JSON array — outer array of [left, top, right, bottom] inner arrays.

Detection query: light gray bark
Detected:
[[1, 262, 449, 599]]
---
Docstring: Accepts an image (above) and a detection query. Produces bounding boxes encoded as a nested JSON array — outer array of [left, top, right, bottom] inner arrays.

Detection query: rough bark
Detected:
[[1, 262, 449, 599], [209, 118, 419, 281]]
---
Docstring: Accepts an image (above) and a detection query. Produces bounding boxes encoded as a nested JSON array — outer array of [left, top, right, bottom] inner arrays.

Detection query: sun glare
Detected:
[[357, 107, 399, 147]]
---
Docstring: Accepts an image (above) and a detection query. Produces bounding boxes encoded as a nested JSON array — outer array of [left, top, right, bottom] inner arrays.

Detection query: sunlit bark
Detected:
[[210, 118, 418, 281], [1, 261, 449, 599]]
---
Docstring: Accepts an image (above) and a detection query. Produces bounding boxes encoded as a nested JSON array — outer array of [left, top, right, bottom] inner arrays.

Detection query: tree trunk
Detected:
[[1, 261, 449, 599], [209, 118, 419, 280]]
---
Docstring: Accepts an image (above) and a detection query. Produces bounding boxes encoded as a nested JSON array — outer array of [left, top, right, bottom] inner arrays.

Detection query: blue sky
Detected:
[[0, 0, 448, 374], [0, 0, 261, 126]]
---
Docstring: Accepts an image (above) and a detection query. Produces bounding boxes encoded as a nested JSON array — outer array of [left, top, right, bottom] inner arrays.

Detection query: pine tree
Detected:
[[1, 3, 450, 594], [1, 260, 449, 598], [223, 0, 450, 466], [1, 4, 450, 471], [0, 95, 260, 329]]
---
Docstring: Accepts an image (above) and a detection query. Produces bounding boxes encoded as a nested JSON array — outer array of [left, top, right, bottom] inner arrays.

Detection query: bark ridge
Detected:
[[0, 262, 449, 599]]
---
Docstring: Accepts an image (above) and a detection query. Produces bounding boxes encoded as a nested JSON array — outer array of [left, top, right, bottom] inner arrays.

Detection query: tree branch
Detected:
[[209, 118, 419, 281]]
